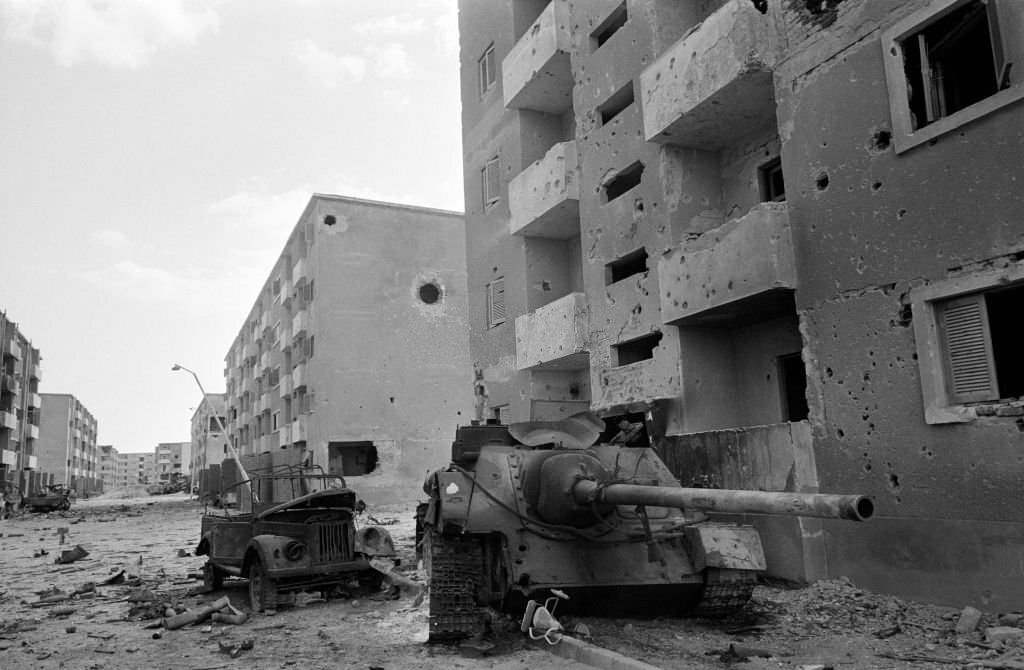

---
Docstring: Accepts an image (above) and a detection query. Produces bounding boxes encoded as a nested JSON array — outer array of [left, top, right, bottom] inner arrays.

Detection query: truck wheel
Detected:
[[203, 562, 224, 590], [248, 557, 277, 612]]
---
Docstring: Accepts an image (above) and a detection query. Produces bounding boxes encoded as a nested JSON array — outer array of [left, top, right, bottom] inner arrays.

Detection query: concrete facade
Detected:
[[0, 311, 44, 497], [98, 444, 117, 493], [154, 441, 190, 486], [117, 452, 154, 487], [189, 394, 226, 498], [458, 0, 1024, 610], [223, 194, 472, 503], [37, 394, 99, 496]]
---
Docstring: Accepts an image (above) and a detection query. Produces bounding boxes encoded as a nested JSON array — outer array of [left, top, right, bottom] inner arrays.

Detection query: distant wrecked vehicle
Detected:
[[195, 466, 396, 612], [24, 484, 72, 512]]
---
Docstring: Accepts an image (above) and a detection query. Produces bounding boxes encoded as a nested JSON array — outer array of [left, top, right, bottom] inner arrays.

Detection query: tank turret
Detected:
[[419, 416, 874, 641]]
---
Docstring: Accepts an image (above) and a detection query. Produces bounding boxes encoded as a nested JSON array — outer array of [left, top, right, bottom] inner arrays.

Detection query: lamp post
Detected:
[[171, 364, 257, 503]]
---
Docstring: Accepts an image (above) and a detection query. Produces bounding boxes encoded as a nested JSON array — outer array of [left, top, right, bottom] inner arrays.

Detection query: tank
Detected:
[[418, 414, 874, 641]]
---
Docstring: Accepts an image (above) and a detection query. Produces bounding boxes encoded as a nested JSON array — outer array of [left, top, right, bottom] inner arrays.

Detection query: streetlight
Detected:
[[171, 363, 257, 503]]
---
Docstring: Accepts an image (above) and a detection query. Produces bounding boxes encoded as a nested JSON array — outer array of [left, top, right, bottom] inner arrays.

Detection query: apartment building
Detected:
[[98, 444, 117, 493], [458, 0, 1024, 609], [117, 452, 154, 487], [154, 441, 190, 486], [190, 394, 227, 498], [37, 393, 99, 496], [223, 194, 471, 502], [0, 311, 44, 496]]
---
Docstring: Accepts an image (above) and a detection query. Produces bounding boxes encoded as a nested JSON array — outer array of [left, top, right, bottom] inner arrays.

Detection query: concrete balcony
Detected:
[[29, 360, 41, 380], [0, 411, 17, 431], [27, 454, 37, 469], [515, 292, 589, 371], [292, 310, 309, 338], [0, 374, 19, 396], [281, 278, 293, 303], [258, 393, 271, 413], [509, 141, 580, 239], [27, 424, 38, 440], [640, 0, 779, 150], [293, 361, 307, 389], [291, 418, 307, 443], [502, 0, 573, 114], [28, 393, 40, 409], [659, 203, 795, 325], [1, 449, 14, 466], [280, 373, 293, 398], [260, 350, 271, 371], [3, 339, 21, 360], [278, 425, 291, 448], [293, 258, 308, 283]]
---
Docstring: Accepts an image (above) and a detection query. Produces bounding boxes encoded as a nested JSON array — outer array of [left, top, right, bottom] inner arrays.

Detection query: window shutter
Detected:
[[939, 294, 998, 403], [482, 157, 500, 208], [487, 278, 506, 327]]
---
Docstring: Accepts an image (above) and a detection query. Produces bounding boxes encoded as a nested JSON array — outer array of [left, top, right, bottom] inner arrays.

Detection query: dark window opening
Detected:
[[986, 283, 1024, 399], [328, 441, 379, 476], [592, 2, 627, 50], [614, 332, 662, 366], [778, 353, 809, 421], [323, 215, 336, 226], [603, 162, 644, 203], [900, 0, 1005, 131], [419, 282, 441, 304], [759, 157, 786, 202], [606, 248, 648, 285], [597, 412, 649, 446], [598, 83, 635, 126]]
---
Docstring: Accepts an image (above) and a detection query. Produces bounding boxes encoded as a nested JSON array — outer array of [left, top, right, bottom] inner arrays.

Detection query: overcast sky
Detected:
[[0, 0, 464, 453]]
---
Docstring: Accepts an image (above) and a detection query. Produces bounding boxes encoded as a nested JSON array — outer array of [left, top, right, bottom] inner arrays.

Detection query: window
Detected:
[[911, 263, 1024, 423], [606, 248, 648, 285], [272, 412, 279, 432], [478, 43, 497, 96], [486, 277, 506, 328], [881, 0, 1023, 153], [759, 157, 786, 202], [603, 162, 644, 202], [481, 156, 500, 209], [598, 83, 635, 126], [778, 353, 809, 421], [614, 332, 663, 366], [592, 2, 627, 51]]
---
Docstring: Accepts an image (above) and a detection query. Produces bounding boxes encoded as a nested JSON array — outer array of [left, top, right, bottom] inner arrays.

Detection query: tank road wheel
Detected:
[[248, 557, 278, 613], [424, 529, 487, 642], [693, 568, 757, 618], [203, 562, 225, 591]]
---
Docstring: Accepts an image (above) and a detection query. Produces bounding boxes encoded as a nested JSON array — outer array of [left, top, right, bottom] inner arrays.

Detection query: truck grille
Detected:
[[316, 522, 353, 563]]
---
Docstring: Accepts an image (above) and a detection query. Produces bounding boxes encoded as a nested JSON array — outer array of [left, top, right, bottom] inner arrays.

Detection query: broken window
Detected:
[[592, 2, 627, 51], [481, 156, 501, 209], [759, 157, 786, 202], [614, 332, 662, 366], [606, 248, 648, 285], [487, 277, 506, 328], [882, 0, 1023, 152], [328, 441, 378, 476], [603, 162, 644, 203], [479, 43, 497, 96], [598, 82, 634, 126], [936, 283, 1024, 403]]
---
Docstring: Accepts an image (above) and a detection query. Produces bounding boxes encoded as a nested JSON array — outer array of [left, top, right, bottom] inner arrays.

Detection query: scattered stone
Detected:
[[64, 626, 76, 633], [986, 626, 1024, 643], [1000, 613, 1024, 627], [956, 606, 984, 634], [54, 545, 89, 564]]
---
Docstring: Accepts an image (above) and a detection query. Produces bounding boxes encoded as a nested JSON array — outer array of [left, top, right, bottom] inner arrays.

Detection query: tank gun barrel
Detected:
[[572, 480, 873, 522]]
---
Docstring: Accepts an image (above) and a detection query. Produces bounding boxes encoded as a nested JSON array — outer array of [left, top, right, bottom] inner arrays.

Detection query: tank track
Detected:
[[692, 568, 757, 617], [426, 530, 487, 641]]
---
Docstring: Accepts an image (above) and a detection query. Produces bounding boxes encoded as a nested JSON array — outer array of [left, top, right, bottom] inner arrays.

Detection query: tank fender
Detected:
[[355, 526, 396, 557], [242, 534, 313, 575], [196, 535, 211, 557], [434, 470, 474, 532], [684, 524, 766, 571]]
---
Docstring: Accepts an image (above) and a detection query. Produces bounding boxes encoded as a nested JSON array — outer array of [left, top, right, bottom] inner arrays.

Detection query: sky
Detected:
[[0, 0, 464, 453]]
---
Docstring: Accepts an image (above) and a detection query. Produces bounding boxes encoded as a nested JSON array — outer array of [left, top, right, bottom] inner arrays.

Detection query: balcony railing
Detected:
[[29, 360, 41, 380], [515, 292, 589, 371], [0, 411, 18, 431], [658, 203, 794, 325], [502, 0, 573, 114], [28, 393, 40, 409], [509, 141, 580, 238], [280, 373, 293, 398], [292, 361, 307, 389], [293, 258, 308, 283], [292, 310, 309, 337], [3, 339, 22, 360], [27, 424, 39, 440], [640, 0, 778, 149], [291, 418, 307, 443], [278, 425, 291, 448]]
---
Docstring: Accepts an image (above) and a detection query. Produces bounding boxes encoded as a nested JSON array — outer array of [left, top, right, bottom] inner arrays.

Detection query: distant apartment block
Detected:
[[221, 194, 472, 502], [117, 452, 154, 486], [37, 394, 98, 496], [98, 444, 118, 493], [0, 311, 43, 496], [190, 394, 226, 498], [154, 441, 190, 485]]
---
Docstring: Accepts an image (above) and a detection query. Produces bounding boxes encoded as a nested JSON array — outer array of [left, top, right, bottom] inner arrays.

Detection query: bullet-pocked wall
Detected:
[[766, 0, 1024, 608]]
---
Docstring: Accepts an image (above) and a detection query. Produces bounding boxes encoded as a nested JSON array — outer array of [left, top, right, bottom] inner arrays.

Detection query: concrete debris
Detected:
[[162, 595, 232, 630], [217, 637, 254, 658], [987, 627, 1024, 643], [957, 606, 985, 634], [54, 544, 89, 564]]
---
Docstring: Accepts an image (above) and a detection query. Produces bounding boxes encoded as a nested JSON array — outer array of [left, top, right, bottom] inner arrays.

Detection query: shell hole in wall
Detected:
[[419, 282, 442, 304]]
